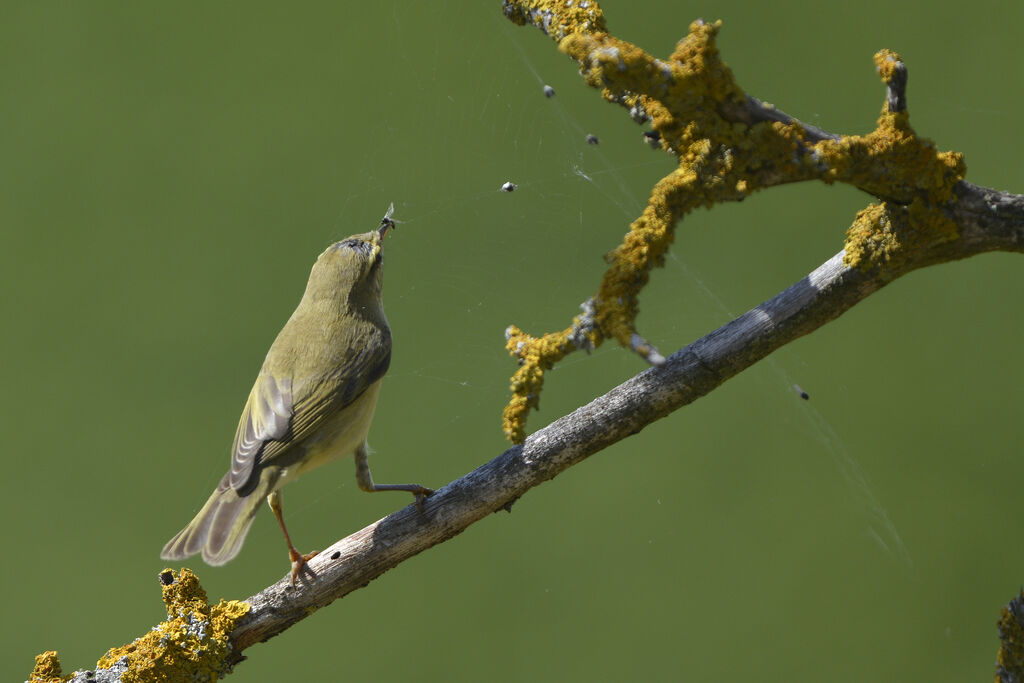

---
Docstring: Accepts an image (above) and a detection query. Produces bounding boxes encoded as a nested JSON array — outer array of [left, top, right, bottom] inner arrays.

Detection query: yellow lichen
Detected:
[[94, 568, 250, 682], [501, 7, 811, 442], [843, 197, 960, 276], [832, 53, 965, 270], [997, 591, 1024, 682], [28, 651, 69, 683], [814, 106, 965, 205], [501, 2, 967, 442], [503, 323, 577, 442], [873, 48, 902, 85], [843, 203, 904, 275], [503, 0, 607, 41]]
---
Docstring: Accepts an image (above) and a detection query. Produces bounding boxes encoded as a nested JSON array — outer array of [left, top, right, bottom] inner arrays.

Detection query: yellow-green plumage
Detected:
[[161, 219, 414, 569]]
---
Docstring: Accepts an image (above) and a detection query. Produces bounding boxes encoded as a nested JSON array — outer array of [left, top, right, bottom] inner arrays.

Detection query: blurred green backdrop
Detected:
[[4, 1, 1023, 681]]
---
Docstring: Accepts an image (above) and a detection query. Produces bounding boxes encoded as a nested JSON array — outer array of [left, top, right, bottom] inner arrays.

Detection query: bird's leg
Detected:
[[267, 490, 318, 586], [354, 442, 433, 511]]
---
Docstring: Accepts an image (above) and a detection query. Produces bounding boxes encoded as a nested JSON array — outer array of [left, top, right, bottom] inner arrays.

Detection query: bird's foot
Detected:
[[412, 486, 434, 513], [288, 549, 320, 586]]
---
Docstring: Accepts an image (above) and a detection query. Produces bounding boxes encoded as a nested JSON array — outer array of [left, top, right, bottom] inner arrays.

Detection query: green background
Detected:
[[5, 1, 1023, 680]]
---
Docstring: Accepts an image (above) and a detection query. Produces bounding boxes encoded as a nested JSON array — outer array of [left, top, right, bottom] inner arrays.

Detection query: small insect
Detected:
[[380, 202, 396, 232], [585, 134, 599, 145], [501, 181, 517, 192], [793, 384, 810, 400], [543, 85, 555, 98]]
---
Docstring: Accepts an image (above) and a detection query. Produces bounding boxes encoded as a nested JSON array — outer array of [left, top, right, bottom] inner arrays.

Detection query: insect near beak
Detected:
[[379, 203, 396, 239]]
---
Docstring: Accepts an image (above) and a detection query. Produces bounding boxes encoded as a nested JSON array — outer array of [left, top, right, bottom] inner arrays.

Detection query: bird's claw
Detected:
[[288, 549, 320, 586], [413, 487, 434, 513]]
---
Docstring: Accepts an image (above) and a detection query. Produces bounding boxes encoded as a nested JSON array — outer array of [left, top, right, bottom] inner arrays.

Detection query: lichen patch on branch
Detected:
[[503, 0, 607, 40], [829, 51, 965, 271], [501, 1, 966, 443], [90, 569, 249, 682], [997, 590, 1024, 682], [28, 651, 67, 683]]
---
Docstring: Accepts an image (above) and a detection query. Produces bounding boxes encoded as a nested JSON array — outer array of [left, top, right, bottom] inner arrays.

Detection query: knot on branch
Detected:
[[843, 200, 958, 276]]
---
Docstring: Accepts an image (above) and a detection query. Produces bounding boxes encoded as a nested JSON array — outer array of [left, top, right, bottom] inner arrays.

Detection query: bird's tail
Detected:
[[160, 471, 276, 566]]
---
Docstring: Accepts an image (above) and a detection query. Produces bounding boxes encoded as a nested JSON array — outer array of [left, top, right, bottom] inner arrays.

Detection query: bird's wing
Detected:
[[226, 370, 293, 492], [226, 331, 391, 493]]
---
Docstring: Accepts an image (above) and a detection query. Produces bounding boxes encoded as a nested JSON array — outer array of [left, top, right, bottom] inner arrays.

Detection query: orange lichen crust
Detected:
[[500, 2, 966, 443], [93, 568, 249, 682], [28, 651, 69, 683]]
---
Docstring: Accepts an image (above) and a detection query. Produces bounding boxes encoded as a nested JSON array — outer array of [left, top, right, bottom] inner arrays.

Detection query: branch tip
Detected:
[[28, 651, 64, 683], [874, 49, 908, 113], [629, 332, 666, 366]]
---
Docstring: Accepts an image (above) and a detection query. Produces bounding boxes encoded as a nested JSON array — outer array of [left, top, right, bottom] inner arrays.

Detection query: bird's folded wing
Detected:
[[226, 338, 390, 492], [226, 370, 293, 491]]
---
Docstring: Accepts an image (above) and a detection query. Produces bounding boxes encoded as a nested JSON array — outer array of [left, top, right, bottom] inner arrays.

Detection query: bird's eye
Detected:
[[337, 238, 372, 255]]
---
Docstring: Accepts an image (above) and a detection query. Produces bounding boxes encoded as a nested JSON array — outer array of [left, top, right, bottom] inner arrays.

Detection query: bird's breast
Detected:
[[293, 379, 384, 477]]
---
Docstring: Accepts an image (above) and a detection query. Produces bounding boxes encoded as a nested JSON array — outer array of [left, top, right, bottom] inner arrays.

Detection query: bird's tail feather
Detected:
[[161, 471, 275, 566]]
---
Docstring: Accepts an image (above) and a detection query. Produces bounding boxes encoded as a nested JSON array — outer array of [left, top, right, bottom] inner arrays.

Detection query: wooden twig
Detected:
[[30, 2, 1024, 679]]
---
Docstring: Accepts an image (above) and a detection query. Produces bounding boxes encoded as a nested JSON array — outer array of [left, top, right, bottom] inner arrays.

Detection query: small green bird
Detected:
[[161, 206, 431, 584]]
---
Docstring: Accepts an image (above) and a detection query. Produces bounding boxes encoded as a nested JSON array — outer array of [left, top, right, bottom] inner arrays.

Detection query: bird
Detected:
[[161, 205, 431, 584]]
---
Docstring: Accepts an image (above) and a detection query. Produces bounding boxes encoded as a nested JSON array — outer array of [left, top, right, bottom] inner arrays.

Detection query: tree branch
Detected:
[[237, 214, 1024, 664], [230, 250, 878, 652], [194, 203, 1024, 667], [29, 3, 1024, 681], [34, 240, 921, 681]]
